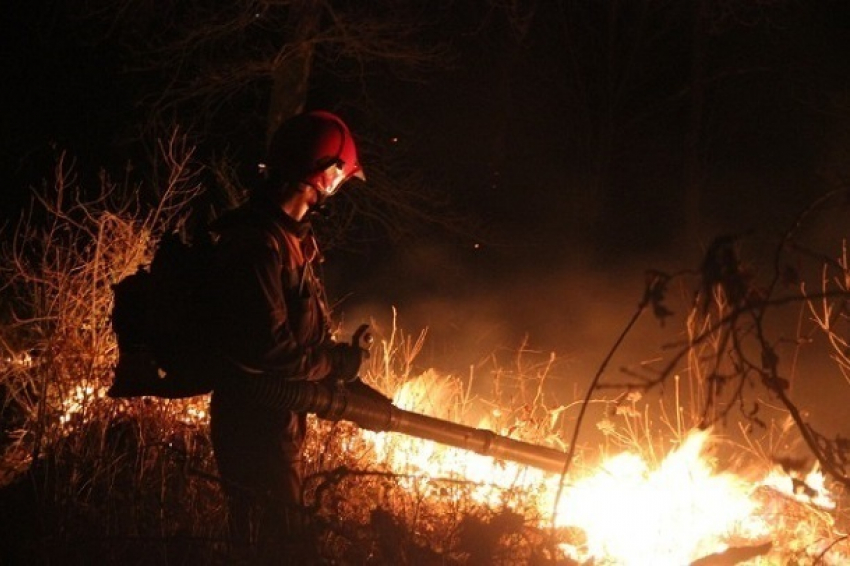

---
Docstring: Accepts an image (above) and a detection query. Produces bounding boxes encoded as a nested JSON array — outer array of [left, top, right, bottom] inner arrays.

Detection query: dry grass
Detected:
[[0, 136, 228, 563], [299, 319, 570, 564], [1, 145, 850, 564]]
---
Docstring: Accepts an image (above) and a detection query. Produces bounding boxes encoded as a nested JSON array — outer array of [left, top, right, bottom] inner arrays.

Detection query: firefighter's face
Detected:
[[282, 183, 319, 221]]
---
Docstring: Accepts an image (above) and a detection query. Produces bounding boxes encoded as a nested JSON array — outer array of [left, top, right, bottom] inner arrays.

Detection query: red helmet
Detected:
[[265, 110, 365, 196]]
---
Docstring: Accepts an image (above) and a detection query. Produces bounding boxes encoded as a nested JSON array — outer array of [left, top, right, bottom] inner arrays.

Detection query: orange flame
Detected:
[[360, 376, 849, 564], [63, 376, 847, 563], [552, 430, 763, 563]]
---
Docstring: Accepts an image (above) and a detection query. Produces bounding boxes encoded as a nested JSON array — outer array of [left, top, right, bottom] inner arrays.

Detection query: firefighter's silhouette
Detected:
[[206, 110, 367, 562]]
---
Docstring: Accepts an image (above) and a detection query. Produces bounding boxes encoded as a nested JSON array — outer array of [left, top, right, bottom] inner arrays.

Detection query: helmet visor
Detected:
[[313, 162, 365, 196]]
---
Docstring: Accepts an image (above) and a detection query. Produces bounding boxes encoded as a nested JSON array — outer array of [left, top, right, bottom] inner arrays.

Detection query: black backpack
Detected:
[[108, 231, 218, 399]]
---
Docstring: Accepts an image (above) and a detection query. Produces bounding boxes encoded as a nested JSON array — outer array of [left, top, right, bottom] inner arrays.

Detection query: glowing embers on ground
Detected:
[[362, 377, 847, 565]]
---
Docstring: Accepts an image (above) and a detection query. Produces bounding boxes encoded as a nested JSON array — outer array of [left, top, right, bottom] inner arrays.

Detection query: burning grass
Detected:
[[299, 357, 850, 565], [1, 147, 850, 564]]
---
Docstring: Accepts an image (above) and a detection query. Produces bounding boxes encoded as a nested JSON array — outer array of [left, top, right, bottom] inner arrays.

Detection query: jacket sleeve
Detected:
[[208, 226, 333, 381]]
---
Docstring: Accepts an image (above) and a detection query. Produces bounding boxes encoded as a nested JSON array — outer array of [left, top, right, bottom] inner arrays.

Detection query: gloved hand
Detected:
[[325, 324, 372, 382], [327, 342, 365, 382], [351, 323, 372, 351]]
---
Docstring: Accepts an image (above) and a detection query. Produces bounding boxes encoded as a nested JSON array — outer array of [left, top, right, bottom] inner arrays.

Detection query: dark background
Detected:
[[3, 2, 850, 437]]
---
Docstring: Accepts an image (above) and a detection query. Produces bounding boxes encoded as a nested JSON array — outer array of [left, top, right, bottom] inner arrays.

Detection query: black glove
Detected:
[[325, 324, 372, 382], [351, 323, 372, 350], [326, 342, 365, 382]]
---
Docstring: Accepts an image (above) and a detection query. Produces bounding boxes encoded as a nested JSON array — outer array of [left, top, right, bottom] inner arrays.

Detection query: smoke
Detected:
[[332, 209, 850, 443]]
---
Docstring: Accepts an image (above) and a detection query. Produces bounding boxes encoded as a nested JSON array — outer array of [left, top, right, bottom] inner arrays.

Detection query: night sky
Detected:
[[4, 2, 850, 436]]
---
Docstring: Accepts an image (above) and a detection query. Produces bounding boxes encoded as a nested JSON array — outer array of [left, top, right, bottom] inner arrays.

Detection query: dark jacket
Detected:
[[206, 196, 335, 460], [206, 196, 334, 385]]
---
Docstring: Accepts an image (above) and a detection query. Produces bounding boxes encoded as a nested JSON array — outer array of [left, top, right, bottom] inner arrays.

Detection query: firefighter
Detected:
[[206, 110, 367, 563]]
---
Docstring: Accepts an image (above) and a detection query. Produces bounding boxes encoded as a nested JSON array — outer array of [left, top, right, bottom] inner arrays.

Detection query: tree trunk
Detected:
[[265, 1, 320, 146]]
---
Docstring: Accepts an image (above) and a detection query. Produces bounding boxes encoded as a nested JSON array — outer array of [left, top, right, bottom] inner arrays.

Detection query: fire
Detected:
[[59, 384, 102, 426], [365, 375, 552, 504], [56, 375, 847, 563], [552, 430, 764, 564], [360, 376, 849, 564], [761, 464, 836, 510]]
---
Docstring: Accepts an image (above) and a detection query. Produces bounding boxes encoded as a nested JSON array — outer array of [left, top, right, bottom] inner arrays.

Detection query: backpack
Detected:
[[108, 231, 218, 399]]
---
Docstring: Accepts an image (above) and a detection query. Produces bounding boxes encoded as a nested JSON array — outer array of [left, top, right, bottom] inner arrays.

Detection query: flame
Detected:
[[761, 464, 836, 510], [56, 375, 847, 563], [359, 376, 849, 564], [365, 376, 550, 504], [552, 430, 764, 564], [59, 383, 103, 426], [57, 384, 209, 430]]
